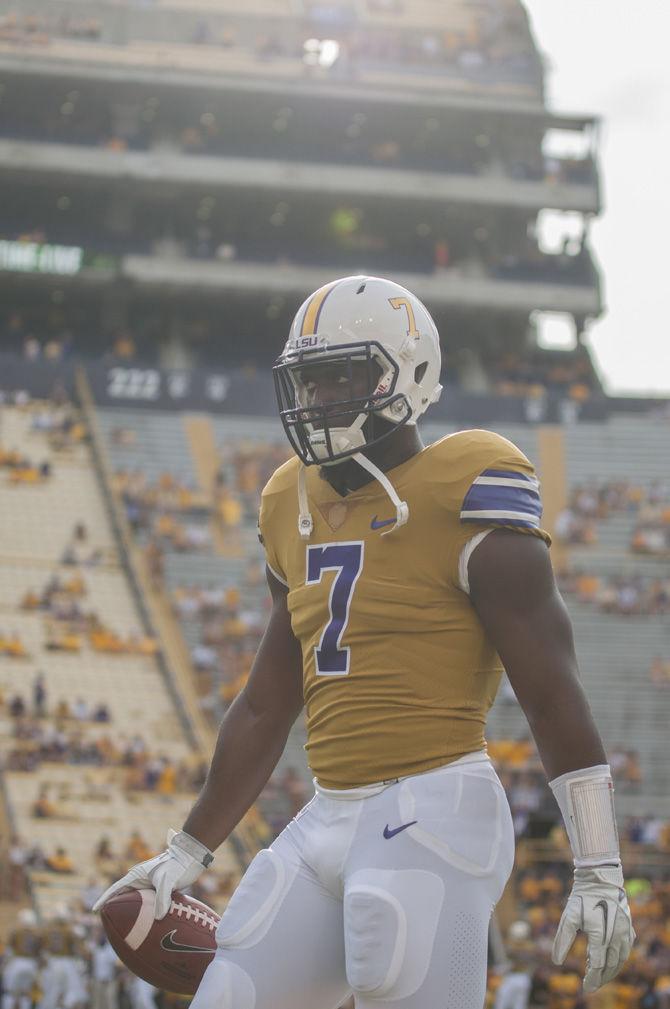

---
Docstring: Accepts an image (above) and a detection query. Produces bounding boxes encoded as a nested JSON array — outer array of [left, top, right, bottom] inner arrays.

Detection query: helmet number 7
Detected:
[[306, 542, 364, 676], [389, 297, 419, 338]]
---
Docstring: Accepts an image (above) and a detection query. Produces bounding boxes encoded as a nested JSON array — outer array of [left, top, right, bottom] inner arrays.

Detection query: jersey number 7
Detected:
[[306, 542, 364, 675]]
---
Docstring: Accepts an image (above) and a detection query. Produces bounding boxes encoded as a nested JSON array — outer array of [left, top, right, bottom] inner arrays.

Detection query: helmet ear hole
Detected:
[[414, 361, 428, 384]]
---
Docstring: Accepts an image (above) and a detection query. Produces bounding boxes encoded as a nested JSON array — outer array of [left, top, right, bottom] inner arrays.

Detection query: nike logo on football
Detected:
[[383, 821, 417, 839], [160, 930, 213, 955], [371, 516, 396, 530], [594, 899, 609, 944]]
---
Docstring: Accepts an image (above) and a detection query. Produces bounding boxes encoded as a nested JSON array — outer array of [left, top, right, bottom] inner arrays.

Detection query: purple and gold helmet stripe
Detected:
[[300, 279, 342, 337]]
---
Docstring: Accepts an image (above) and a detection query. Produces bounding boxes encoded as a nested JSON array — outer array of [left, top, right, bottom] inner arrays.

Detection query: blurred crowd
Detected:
[[491, 351, 596, 401], [650, 657, 670, 689], [0, 831, 235, 1009], [493, 872, 670, 1009], [0, 87, 589, 184], [555, 480, 670, 550], [115, 471, 212, 553], [108, 426, 288, 719], [631, 498, 670, 557], [0, 11, 101, 45], [558, 570, 670, 617], [2, 685, 204, 799], [0, 0, 541, 92], [1, 307, 603, 406], [18, 558, 157, 656], [0, 213, 597, 290], [0, 444, 51, 485]]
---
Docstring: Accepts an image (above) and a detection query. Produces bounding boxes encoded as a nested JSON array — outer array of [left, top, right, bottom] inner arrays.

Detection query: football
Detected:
[[100, 888, 220, 995]]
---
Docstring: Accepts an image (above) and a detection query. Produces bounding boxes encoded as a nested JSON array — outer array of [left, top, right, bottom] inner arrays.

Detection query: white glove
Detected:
[[93, 829, 214, 920], [552, 863, 635, 993]]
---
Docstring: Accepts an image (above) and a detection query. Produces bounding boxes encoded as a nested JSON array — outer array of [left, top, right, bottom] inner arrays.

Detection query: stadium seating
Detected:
[[0, 402, 241, 918], [486, 417, 670, 807]]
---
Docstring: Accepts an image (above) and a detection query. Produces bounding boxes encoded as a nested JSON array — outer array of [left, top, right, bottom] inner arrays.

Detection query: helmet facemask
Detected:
[[273, 340, 412, 466]]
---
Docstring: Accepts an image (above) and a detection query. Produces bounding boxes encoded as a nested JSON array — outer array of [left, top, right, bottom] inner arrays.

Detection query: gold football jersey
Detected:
[[259, 429, 550, 788], [9, 927, 41, 957], [42, 922, 78, 956]]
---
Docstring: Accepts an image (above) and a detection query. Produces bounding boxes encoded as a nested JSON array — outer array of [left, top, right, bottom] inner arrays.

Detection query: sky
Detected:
[[524, 1, 670, 396]]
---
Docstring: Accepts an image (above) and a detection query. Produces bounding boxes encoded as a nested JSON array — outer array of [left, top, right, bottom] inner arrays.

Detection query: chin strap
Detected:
[[352, 453, 409, 535], [297, 454, 410, 540], [298, 465, 314, 539]]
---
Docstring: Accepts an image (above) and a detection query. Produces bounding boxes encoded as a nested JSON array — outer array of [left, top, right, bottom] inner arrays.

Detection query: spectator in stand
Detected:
[[9, 693, 26, 718], [33, 670, 47, 717], [0, 630, 29, 657], [92, 701, 111, 722], [46, 846, 75, 873], [72, 696, 90, 721], [125, 831, 152, 863], [651, 655, 670, 687], [609, 745, 630, 779], [554, 506, 596, 546], [279, 767, 309, 818], [112, 330, 137, 360], [5, 834, 29, 899], [559, 569, 670, 617], [145, 537, 165, 588], [95, 836, 118, 877], [32, 784, 58, 818], [625, 751, 642, 790]]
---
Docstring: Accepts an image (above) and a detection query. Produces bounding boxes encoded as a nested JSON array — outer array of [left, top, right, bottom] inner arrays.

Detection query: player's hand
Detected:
[[92, 829, 213, 920], [552, 863, 635, 992]]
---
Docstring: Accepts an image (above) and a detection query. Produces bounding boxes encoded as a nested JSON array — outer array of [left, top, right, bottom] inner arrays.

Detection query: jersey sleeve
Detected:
[[460, 466, 545, 534], [258, 460, 299, 587], [257, 491, 288, 586], [439, 430, 551, 591]]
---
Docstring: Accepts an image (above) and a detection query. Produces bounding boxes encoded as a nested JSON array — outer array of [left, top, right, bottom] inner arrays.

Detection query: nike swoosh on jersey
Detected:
[[383, 821, 417, 839], [594, 899, 609, 944], [371, 516, 396, 530], [160, 930, 214, 955]]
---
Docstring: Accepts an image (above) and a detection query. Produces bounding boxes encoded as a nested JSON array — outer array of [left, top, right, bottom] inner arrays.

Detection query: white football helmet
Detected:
[[274, 275, 442, 465], [17, 908, 38, 929]]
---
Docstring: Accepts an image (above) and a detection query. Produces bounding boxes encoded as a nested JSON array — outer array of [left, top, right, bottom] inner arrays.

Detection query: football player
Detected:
[[2, 908, 41, 1009], [95, 276, 634, 1009], [38, 908, 87, 1009]]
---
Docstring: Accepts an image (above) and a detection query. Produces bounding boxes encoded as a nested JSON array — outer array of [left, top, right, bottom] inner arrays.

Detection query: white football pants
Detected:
[[2, 957, 38, 1009], [128, 978, 158, 1009], [192, 753, 515, 1009], [37, 957, 87, 1009]]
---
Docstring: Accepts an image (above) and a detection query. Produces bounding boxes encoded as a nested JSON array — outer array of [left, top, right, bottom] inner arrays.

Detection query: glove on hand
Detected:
[[92, 829, 213, 920], [552, 863, 635, 993]]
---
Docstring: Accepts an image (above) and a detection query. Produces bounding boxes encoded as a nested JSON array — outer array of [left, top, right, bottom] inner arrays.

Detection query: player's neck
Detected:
[[319, 426, 424, 497]]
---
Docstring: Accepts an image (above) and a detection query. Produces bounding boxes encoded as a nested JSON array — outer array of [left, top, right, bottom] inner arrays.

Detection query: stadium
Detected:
[[0, 0, 668, 1006]]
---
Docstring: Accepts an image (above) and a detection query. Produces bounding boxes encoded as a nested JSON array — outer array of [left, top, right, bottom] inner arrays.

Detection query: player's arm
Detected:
[[94, 568, 303, 917], [182, 567, 304, 849], [468, 529, 603, 778], [468, 529, 634, 992]]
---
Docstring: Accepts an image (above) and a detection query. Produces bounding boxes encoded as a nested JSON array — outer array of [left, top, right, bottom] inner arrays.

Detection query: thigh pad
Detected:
[[216, 849, 298, 951], [190, 957, 255, 1009], [344, 868, 444, 1001]]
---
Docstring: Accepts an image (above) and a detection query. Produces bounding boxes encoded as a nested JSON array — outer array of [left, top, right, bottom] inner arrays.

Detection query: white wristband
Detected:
[[549, 763, 620, 868], [168, 829, 214, 868]]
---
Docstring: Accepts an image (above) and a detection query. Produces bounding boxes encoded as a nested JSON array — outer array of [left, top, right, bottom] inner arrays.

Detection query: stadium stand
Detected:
[[0, 399, 243, 925]]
